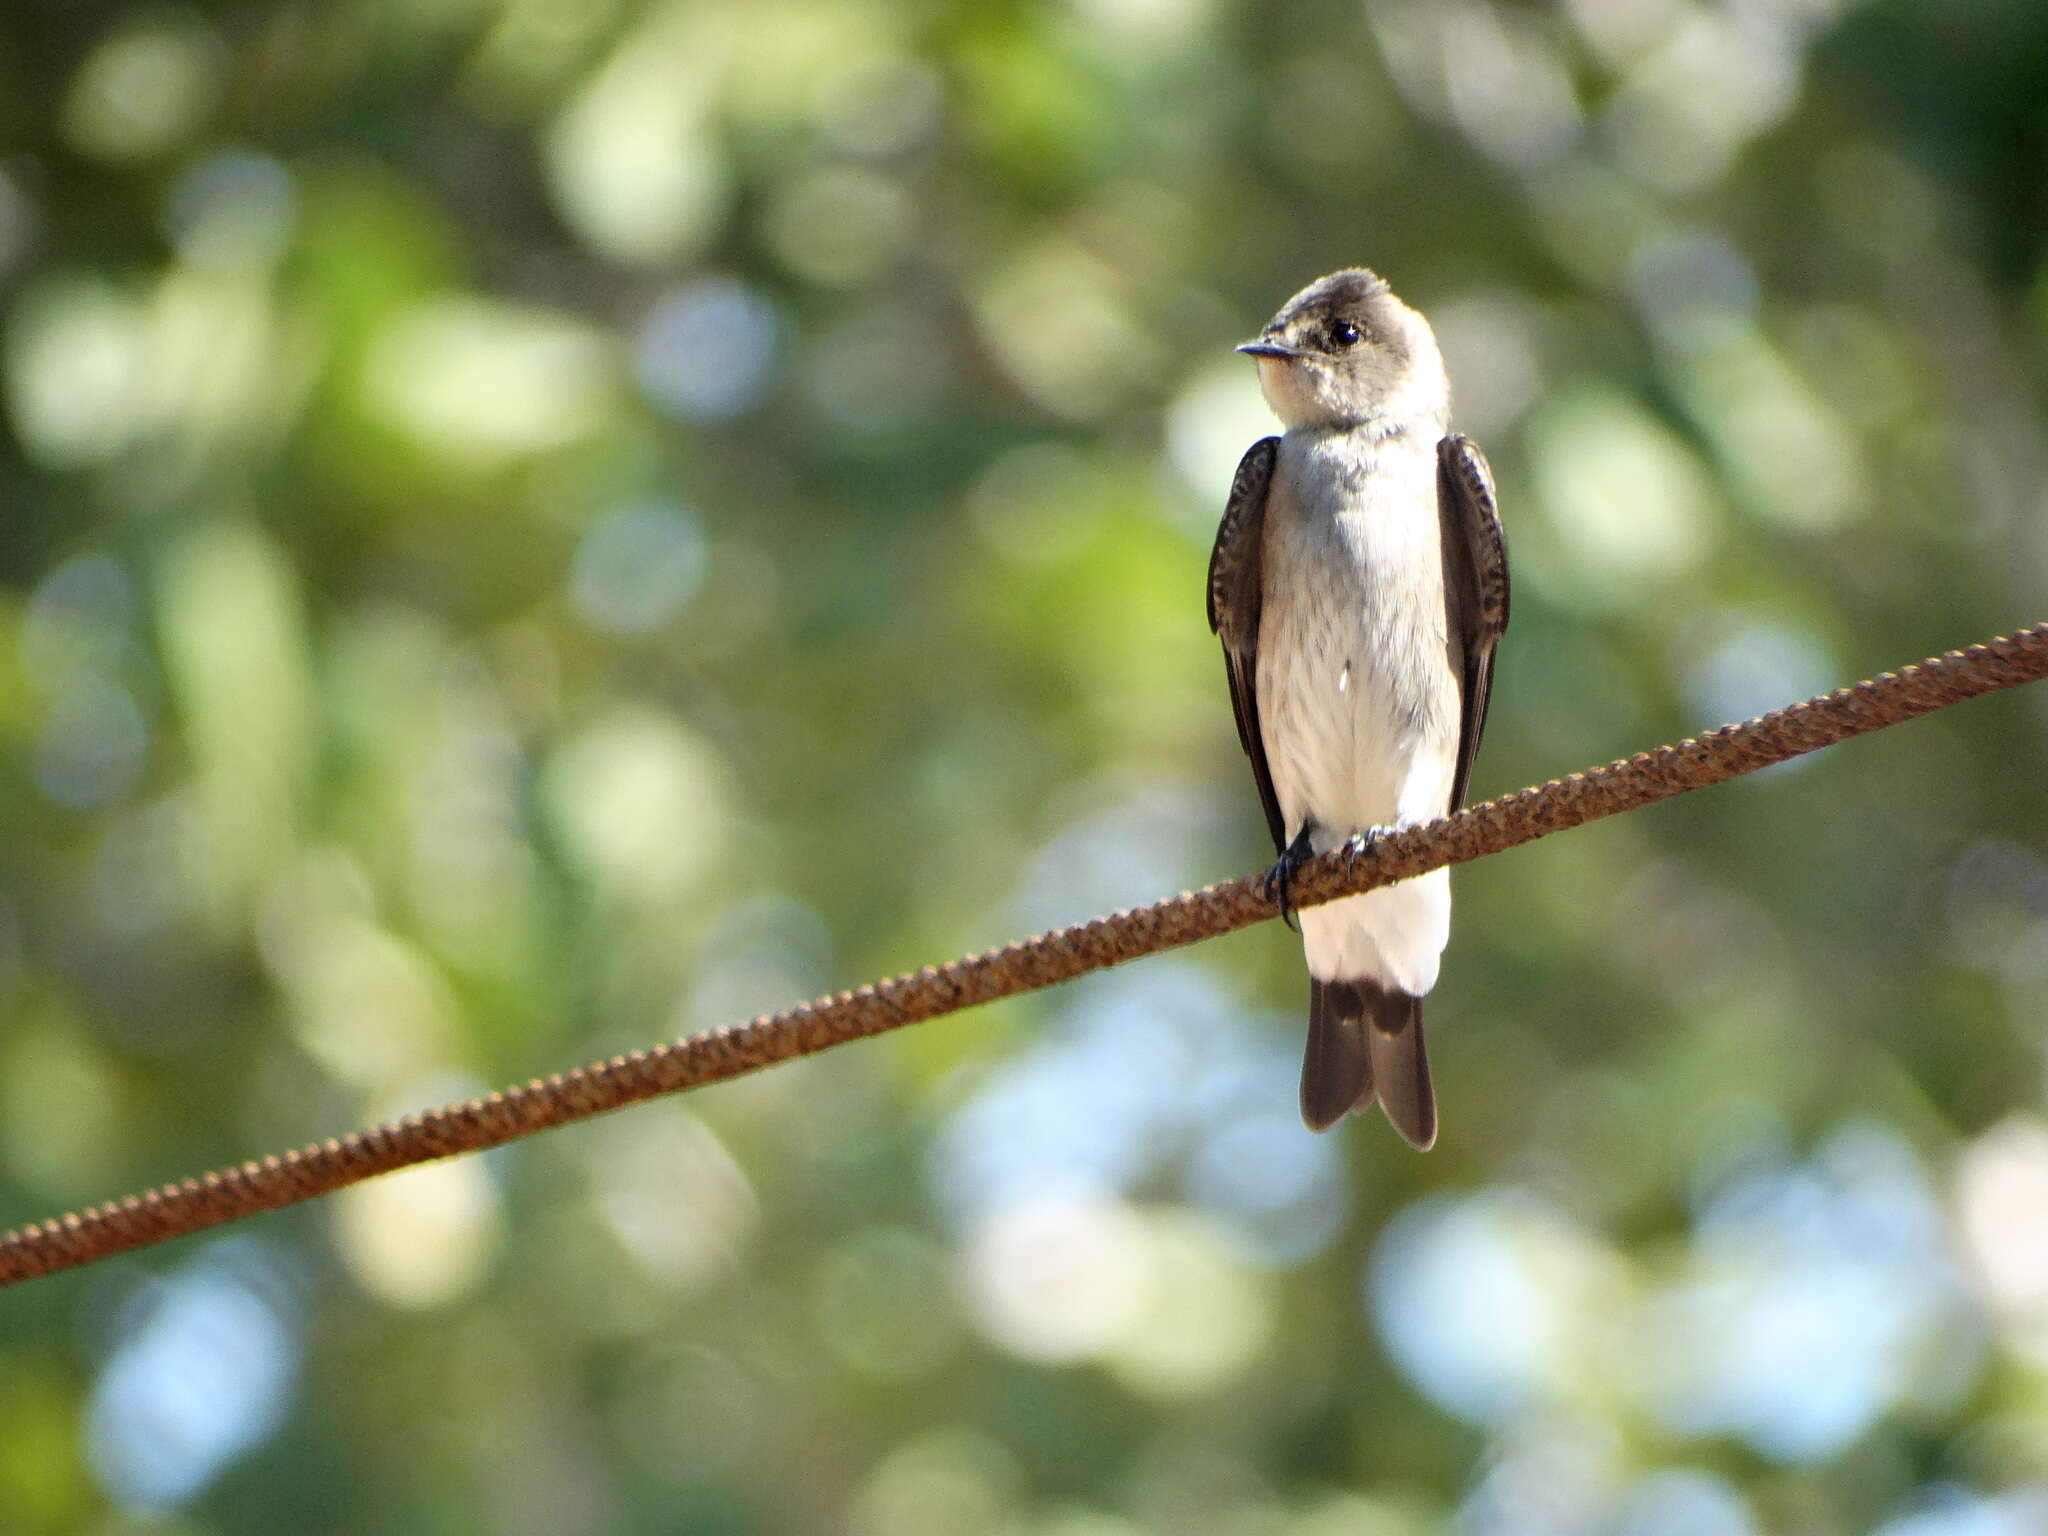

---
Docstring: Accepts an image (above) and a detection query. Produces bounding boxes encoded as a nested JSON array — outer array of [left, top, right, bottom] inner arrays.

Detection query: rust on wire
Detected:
[[3, 622, 2046, 1289]]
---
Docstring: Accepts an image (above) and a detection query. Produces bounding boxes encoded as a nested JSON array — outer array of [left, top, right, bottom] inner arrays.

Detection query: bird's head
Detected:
[[1238, 268, 1448, 432]]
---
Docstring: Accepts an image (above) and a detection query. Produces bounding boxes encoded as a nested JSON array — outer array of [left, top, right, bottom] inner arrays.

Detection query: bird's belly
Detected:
[[1257, 611, 1412, 845], [1253, 556, 1458, 996]]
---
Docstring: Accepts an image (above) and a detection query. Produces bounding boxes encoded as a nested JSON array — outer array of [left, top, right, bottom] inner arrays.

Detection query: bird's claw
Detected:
[[1343, 826, 1393, 866], [1262, 826, 1317, 932]]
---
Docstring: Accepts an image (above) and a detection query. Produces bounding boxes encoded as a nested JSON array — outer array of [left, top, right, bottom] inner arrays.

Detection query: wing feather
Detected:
[[1209, 437, 1285, 853], [1436, 434, 1510, 814]]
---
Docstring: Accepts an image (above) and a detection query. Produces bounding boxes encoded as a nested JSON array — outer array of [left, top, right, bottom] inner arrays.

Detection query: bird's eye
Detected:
[[1329, 319, 1361, 349]]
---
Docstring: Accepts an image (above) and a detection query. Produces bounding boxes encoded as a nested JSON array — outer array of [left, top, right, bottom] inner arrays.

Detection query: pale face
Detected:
[[1240, 269, 1449, 432]]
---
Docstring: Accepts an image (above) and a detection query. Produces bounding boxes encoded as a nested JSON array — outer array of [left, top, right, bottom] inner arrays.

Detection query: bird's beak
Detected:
[[1236, 339, 1301, 360]]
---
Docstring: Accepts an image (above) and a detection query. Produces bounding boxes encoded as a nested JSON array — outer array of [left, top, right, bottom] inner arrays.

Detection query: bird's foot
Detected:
[[1342, 826, 1394, 867], [1261, 826, 1317, 933]]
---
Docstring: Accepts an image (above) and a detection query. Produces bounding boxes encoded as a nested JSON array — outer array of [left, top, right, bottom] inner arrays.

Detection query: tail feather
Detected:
[[1364, 984, 1436, 1150], [1300, 980, 1372, 1132], [1300, 978, 1439, 1148]]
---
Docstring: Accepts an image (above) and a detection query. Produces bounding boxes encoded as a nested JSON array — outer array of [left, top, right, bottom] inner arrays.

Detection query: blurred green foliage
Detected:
[[3, 0, 2048, 1532]]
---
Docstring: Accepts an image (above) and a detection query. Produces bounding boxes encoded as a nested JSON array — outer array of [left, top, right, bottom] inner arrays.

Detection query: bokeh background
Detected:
[[3, 0, 2048, 1531]]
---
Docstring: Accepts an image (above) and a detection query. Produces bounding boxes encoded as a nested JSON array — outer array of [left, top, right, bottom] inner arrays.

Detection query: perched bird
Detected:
[[1207, 269, 1509, 1147]]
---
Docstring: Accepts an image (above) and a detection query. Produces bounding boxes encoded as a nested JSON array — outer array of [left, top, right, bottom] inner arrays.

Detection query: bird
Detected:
[[1207, 268, 1509, 1147]]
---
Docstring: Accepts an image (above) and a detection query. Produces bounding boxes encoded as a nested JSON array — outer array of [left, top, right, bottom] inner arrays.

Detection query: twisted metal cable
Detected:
[[3, 622, 2045, 1289]]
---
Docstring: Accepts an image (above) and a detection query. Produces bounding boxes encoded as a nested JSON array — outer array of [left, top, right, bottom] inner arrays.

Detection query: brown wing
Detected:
[[1437, 434, 1510, 814], [1208, 436, 1285, 853]]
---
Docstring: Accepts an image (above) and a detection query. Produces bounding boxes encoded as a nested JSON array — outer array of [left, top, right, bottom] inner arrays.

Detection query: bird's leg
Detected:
[[1261, 823, 1318, 933]]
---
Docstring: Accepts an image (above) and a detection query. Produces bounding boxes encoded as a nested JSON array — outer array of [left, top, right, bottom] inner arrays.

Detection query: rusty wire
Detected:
[[3, 621, 2045, 1289]]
